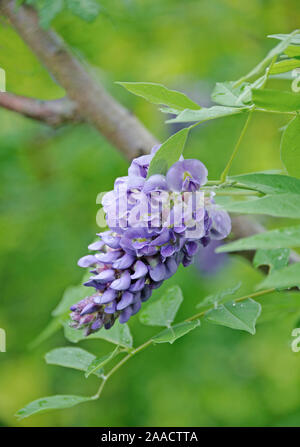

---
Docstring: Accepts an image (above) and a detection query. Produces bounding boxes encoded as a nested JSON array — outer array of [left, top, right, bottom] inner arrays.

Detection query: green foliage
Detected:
[[196, 283, 242, 310], [117, 82, 201, 111], [220, 193, 300, 218], [281, 116, 300, 179], [253, 249, 290, 272], [64, 321, 133, 348], [16, 395, 91, 420], [45, 347, 103, 377], [166, 105, 246, 124], [216, 225, 300, 252], [139, 285, 183, 327], [25, 0, 101, 28], [147, 128, 189, 177], [152, 320, 200, 344], [205, 299, 262, 335], [84, 346, 120, 378], [252, 88, 300, 112], [231, 173, 300, 195], [258, 263, 300, 290]]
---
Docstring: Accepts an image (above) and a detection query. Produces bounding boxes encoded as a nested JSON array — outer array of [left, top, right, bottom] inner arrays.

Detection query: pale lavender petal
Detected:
[[78, 255, 98, 268], [88, 240, 105, 251], [129, 277, 145, 292], [116, 291, 134, 310], [149, 262, 167, 281], [98, 288, 117, 304], [161, 244, 176, 258], [97, 250, 122, 263], [166, 159, 208, 192], [131, 260, 148, 279], [93, 269, 115, 283], [110, 271, 131, 290], [143, 175, 168, 194], [113, 253, 135, 269]]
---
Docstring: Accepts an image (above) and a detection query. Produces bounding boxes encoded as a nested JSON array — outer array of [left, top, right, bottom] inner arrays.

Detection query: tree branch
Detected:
[[0, 92, 80, 126], [0, 0, 157, 159]]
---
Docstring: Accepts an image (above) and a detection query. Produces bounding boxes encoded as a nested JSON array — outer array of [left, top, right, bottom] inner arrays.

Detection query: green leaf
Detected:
[[196, 282, 242, 310], [147, 128, 189, 177], [65, 0, 101, 22], [166, 105, 246, 124], [52, 284, 88, 317], [252, 88, 300, 112], [258, 263, 300, 290], [152, 320, 200, 344], [85, 346, 121, 378], [219, 193, 300, 218], [216, 225, 300, 253], [230, 172, 300, 195], [236, 30, 299, 83], [64, 320, 133, 348], [45, 347, 103, 377], [281, 116, 300, 179], [16, 395, 91, 420], [117, 82, 201, 111], [285, 45, 300, 58], [205, 299, 261, 335], [269, 33, 300, 46], [35, 0, 64, 29], [269, 58, 300, 75], [211, 82, 246, 107], [139, 285, 183, 327], [253, 248, 290, 272]]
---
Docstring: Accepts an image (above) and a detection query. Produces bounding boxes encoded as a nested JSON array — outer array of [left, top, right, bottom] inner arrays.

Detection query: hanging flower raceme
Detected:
[[70, 146, 231, 335]]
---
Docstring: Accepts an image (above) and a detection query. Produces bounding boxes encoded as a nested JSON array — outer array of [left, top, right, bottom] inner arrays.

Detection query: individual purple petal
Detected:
[[129, 277, 145, 292], [131, 298, 142, 316], [143, 175, 168, 194], [161, 244, 176, 258], [119, 306, 133, 324], [83, 279, 106, 290], [128, 154, 152, 178], [104, 300, 117, 314], [91, 318, 103, 331], [93, 269, 115, 283], [80, 303, 99, 316], [182, 254, 193, 267], [96, 250, 122, 263], [78, 255, 99, 268], [166, 159, 208, 192], [165, 256, 178, 279], [150, 228, 171, 246], [116, 291, 134, 310], [127, 175, 145, 189], [88, 240, 105, 251], [98, 231, 121, 249], [141, 285, 152, 302], [209, 207, 231, 240], [110, 271, 131, 290], [113, 253, 135, 269], [185, 241, 199, 256], [131, 260, 148, 279], [149, 262, 167, 281], [97, 288, 117, 304]]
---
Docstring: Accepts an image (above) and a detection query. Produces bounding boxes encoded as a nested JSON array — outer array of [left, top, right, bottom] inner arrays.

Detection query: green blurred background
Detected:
[[1, 0, 300, 427]]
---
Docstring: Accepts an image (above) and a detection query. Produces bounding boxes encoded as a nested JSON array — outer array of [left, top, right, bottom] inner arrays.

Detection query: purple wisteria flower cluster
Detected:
[[70, 146, 231, 335]]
